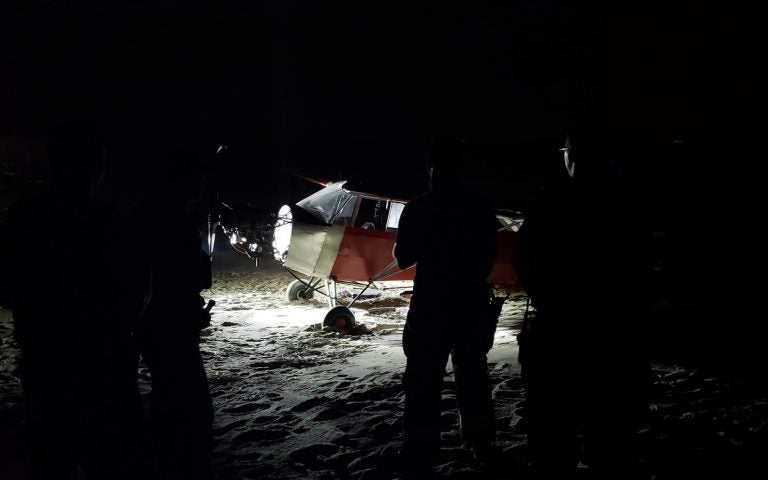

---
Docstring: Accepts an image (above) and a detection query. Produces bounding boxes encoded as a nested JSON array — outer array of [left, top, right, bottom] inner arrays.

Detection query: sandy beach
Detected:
[[2, 251, 768, 479]]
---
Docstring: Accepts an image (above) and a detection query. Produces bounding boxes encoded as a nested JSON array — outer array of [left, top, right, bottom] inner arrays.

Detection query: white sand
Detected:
[[201, 254, 528, 479], [2, 251, 768, 479]]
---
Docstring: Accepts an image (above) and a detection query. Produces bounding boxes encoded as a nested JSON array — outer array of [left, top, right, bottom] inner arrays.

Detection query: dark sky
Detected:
[[1, 2, 761, 210]]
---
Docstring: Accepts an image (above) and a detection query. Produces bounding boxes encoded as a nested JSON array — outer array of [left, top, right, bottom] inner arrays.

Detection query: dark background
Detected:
[[4, 1, 760, 203], [1, 2, 765, 341]]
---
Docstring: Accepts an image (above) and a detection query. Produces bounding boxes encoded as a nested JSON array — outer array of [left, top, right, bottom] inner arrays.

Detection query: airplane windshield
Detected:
[[295, 181, 354, 224]]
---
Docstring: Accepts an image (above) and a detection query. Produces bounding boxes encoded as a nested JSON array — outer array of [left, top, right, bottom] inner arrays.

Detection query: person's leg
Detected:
[[175, 345, 213, 480], [24, 378, 78, 479], [20, 347, 83, 480], [145, 331, 212, 480], [451, 333, 494, 451], [67, 335, 145, 480], [583, 338, 649, 479], [401, 320, 451, 470], [519, 323, 579, 477]]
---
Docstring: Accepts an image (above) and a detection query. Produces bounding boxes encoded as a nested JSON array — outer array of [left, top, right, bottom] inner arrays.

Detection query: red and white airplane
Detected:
[[271, 178, 523, 329]]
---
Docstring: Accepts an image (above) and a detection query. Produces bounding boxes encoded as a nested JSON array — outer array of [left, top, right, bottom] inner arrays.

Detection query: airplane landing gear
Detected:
[[286, 279, 315, 301], [324, 306, 356, 331]]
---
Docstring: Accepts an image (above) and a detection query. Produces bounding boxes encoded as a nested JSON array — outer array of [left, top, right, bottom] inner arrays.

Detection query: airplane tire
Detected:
[[287, 279, 314, 301], [324, 306, 356, 331]]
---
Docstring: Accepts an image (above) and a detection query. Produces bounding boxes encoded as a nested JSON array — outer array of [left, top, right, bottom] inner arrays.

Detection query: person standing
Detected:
[[0, 129, 149, 479], [394, 135, 498, 475], [134, 147, 214, 480], [514, 125, 650, 478]]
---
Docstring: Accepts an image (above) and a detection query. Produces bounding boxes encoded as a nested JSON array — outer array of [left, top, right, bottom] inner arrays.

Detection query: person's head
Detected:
[[425, 133, 469, 192], [160, 146, 207, 207], [559, 121, 622, 184]]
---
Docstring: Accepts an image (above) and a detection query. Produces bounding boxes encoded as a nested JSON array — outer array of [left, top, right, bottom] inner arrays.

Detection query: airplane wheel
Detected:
[[287, 280, 314, 301], [324, 306, 356, 331]]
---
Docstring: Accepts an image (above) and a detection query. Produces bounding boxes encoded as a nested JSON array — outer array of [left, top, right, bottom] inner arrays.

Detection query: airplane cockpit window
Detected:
[[351, 198, 401, 230], [354, 198, 380, 229], [386, 202, 405, 230]]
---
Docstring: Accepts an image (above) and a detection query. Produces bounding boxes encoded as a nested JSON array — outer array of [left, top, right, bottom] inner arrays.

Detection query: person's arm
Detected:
[[0, 218, 12, 309], [0, 205, 23, 309], [393, 201, 419, 269], [481, 205, 499, 278]]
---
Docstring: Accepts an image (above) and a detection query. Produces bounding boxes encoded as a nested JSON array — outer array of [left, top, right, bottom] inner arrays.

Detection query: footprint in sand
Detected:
[[291, 396, 330, 412], [231, 428, 291, 446], [214, 419, 248, 434], [288, 443, 341, 470], [313, 406, 348, 421], [223, 402, 271, 414], [333, 381, 352, 391], [252, 413, 300, 426]]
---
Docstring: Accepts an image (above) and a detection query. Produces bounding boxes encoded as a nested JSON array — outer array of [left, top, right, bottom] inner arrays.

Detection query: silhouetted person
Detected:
[[514, 125, 650, 478], [0, 130, 149, 479], [133, 148, 213, 480], [393, 135, 498, 475]]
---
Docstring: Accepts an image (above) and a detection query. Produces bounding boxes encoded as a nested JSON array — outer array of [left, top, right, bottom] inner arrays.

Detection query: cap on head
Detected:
[[560, 121, 617, 181]]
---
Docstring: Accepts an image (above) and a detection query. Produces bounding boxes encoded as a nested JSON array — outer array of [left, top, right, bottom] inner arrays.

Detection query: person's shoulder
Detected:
[[406, 193, 429, 206], [402, 192, 429, 213], [474, 194, 495, 215]]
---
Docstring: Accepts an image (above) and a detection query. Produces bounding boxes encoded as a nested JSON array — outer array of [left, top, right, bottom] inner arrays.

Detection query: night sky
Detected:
[[1, 2, 762, 212]]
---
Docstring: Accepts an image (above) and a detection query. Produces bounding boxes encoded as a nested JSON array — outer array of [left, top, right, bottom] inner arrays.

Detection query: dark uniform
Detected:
[[394, 182, 498, 468], [1, 157, 149, 479], [134, 161, 213, 480], [515, 169, 650, 478]]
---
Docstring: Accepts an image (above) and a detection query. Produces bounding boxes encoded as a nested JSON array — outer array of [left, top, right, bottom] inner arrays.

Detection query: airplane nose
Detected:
[[272, 204, 293, 262]]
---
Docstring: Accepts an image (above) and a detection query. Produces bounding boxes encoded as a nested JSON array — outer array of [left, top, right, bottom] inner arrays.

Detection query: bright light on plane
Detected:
[[273, 205, 292, 262]]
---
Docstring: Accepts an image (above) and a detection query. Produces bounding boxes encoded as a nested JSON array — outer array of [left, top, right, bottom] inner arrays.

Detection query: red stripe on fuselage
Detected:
[[330, 227, 413, 282], [329, 227, 521, 291], [489, 231, 522, 292]]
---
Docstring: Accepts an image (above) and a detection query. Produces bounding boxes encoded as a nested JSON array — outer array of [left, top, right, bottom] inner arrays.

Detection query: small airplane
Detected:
[[270, 177, 524, 330]]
